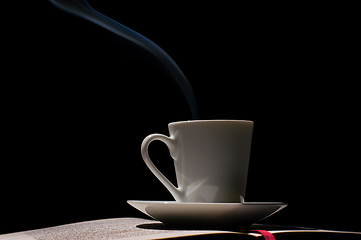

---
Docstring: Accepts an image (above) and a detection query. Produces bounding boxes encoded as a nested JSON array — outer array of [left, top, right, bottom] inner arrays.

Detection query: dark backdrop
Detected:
[[1, 1, 360, 234]]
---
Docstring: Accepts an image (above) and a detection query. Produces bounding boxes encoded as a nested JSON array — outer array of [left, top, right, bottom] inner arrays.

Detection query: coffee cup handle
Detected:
[[141, 134, 183, 202]]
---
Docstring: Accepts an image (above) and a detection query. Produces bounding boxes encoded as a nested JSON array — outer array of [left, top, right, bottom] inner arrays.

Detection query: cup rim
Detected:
[[168, 119, 254, 127]]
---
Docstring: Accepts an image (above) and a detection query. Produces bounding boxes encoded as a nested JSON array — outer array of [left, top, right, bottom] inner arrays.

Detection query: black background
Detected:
[[1, 1, 360, 234]]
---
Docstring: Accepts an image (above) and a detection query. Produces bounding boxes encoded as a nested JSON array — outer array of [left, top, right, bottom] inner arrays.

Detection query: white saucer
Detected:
[[127, 200, 287, 228]]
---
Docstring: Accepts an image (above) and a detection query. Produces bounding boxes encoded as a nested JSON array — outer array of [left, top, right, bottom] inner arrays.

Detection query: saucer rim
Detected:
[[127, 199, 288, 227], [127, 200, 287, 206]]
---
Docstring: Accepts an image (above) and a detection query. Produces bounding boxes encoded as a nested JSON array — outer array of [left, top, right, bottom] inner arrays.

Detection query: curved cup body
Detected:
[[141, 120, 254, 203]]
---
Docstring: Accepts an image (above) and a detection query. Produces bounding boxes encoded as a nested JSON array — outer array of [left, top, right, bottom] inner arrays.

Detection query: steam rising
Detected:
[[49, 0, 199, 119]]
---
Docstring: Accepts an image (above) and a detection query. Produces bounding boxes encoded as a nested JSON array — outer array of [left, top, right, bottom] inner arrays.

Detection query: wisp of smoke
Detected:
[[49, 0, 199, 119]]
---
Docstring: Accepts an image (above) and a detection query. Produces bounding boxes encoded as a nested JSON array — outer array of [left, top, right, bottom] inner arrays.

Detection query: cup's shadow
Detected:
[[136, 222, 311, 231], [137, 223, 174, 230]]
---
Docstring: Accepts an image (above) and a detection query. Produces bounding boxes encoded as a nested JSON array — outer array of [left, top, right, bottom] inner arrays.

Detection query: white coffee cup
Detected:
[[141, 120, 254, 203]]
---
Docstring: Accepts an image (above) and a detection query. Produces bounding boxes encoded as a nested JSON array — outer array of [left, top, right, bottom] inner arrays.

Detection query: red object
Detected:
[[251, 230, 276, 240]]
